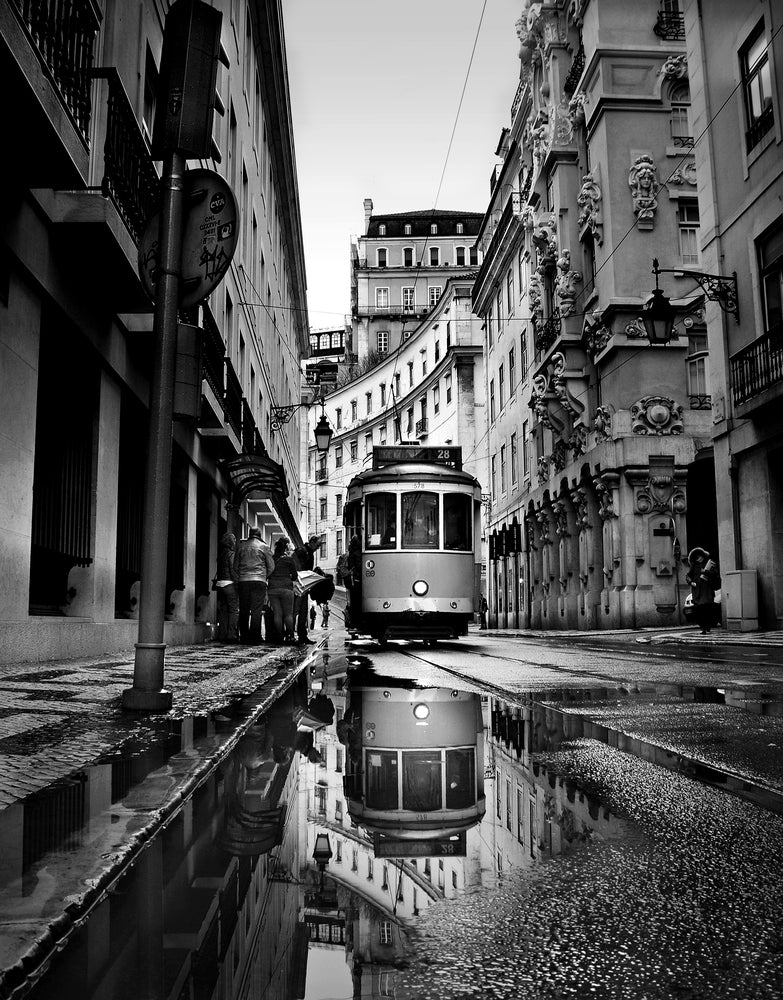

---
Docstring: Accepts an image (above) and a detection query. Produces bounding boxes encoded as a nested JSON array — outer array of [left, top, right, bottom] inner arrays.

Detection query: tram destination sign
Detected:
[[372, 445, 462, 470], [373, 833, 466, 858]]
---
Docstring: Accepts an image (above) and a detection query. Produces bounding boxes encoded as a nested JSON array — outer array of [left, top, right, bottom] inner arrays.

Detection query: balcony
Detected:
[[315, 467, 328, 483], [415, 418, 429, 438], [534, 314, 561, 360], [241, 399, 256, 454], [477, 192, 522, 260], [224, 360, 243, 443], [730, 323, 783, 415], [355, 304, 429, 320], [653, 8, 685, 40], [29, 67, 159, 311]]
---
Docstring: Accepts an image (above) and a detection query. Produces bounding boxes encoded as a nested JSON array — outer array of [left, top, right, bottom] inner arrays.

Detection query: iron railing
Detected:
[[10, 0, 102, 140], [534, 314, 561, 357], [415, 418, 429, 437], [653, 8, 685, 40], [224, 359, 243, 441], [241, 399, 256, 453], [315, 467, 328, 482], [200, 305, 226, 400], [563, 41, 585, 96], [93, 69, 159, 245], [730, 323, 783, 407]]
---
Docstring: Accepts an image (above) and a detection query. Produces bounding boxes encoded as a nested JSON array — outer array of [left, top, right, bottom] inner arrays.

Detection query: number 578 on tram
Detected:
[[342, 446, 483, 645]]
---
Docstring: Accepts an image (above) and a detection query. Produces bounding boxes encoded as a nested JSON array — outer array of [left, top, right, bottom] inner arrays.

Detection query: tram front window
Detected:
[[445, 748, 475, 808], [402, 492, 439, 549], [366, 751, 399, 809], [365, 493, 396, 549], [402, 751, 441, 811], [444, 493, 472, 551]]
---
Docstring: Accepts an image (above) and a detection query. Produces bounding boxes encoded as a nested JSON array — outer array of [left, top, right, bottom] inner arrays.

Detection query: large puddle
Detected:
[[4, 644, 783, 999]]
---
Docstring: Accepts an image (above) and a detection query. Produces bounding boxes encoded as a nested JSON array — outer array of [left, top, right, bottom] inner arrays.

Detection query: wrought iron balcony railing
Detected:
[[93, 69, 159, 245], [315, 467, 328, 482], [224, 359, 243, 441], [241, 399, 256, 454], [415, 417, 429, 438], [10, 0, 102, 141], [200, 305, 226, 401], [653, 8, 685, 40], [534, 314, 561, 358], [730, 323, 783, 407]]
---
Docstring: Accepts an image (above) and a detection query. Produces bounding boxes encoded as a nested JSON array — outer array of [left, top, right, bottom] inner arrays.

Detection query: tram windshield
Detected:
[[444, 493, 472, 551], [366, 750, 398, 809], [446, 748, 476, 808], [402, 751, 442, 811], [402, 492, 439, 549], [365, 493, 397, 549]]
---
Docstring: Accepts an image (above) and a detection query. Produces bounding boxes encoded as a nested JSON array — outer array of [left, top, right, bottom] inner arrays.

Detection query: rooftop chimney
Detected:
[[363, 198, 373, 234]]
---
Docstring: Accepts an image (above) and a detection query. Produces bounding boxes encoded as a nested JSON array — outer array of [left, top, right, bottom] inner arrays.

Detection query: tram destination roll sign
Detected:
[[139, 168, 238, 309]]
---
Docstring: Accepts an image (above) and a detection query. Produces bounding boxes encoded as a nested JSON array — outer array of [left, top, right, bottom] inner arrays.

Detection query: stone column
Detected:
[[593, 473, 621, 626], [553, 492, 579, 628]]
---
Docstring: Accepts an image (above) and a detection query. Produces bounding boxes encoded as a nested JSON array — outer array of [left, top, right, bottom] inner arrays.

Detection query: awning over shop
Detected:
[[221, 452, 289, 504]]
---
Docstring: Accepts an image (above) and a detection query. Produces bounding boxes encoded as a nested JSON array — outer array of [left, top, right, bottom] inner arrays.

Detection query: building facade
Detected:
[[305, 276, 489, 579], [0, 0, 309, 661], [351, 200, 482, 363], [475, 0, 716, 630], [684, 0, 783, 629]]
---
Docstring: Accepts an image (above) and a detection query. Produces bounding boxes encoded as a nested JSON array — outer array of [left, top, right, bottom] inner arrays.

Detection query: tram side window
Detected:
[[444, 493, 472, 550], [445, 748, 476, 809], [402, 750, 442, 811], [366, 751, 398, 809], [401, 492, 439, 549], [344, 500, 362, 545], [365, 493, 396, 549]]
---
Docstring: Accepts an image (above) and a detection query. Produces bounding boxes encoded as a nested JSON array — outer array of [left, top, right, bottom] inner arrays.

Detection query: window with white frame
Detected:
[[335, 407, 342, 429], [336, 494, 343, 516], [380, 383, 386, 406], [408, 361, 414, 386], [379, 422, 387, 444], [433, 384, 440, 414], [378, 223, 386, 235], [430, 223, 438, 235], [379, 921, 393, 946], [335, 443, 343, 468], [375, 287, 389, 309], [403, 247, 414, 267], [509, 345, 516, 396], [741, 21, 774, 153], [366, 391, 372, 415], [406, 407, 414, 435], [404, 223, 412, 235], [506, 268, 514, 314], [498, 363, 505, 409], [456, 222, 464, 234], [336, 529, 343, 556], [490, 379, 496, 422], [402, 287, 415, 313], [522, 419, 529, 474], [319, 498, 327, 519], [511, 432, 518, 485], [377, 248, 388, 267], [686, 333, 710, 407], [429, 246, 440, 266], [428, 286, 442, 307], [496, 288, 503, 332], [678, 199, 700, 266], [456, 246, 466, 265], [377, 330, 389, 354], [518, 249, 527, 299], [351, 399, 357, 422], [434, 340, 440, 362], [470, 246, 478, 266], [491, 454, 497, 496], [364, 431, 372, 453], [350, 439, 358, 461], [500, 444, 507, 493], [445, 372, 452, 403], [670, 94, 692, 144]]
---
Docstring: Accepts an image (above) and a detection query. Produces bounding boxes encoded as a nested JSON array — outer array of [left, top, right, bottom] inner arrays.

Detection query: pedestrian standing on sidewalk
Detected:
[[293, 534, 321, 645], [234, 527, 275, 644], [321, 602, 330, 628], [686, 547, 721, 635], [479, 593, 488, 630], [309, 604, 317, 630], [214, 532, 239, 642], [266, 537, 299, 644]]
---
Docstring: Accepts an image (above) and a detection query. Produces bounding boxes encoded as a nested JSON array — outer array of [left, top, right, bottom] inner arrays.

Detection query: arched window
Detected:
[[668, 82, 692, 145]]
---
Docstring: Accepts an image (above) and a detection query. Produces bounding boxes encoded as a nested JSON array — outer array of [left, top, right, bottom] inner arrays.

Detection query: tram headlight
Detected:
[[412, 580, 429, 596], [412, 703, 430, 720]]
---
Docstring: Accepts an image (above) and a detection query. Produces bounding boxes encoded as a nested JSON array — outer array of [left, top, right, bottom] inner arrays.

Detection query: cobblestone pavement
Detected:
[[0, 639, 320, 809]]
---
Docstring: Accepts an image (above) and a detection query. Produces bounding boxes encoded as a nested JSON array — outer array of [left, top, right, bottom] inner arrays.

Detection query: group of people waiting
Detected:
[[214, 530, 327, 646]]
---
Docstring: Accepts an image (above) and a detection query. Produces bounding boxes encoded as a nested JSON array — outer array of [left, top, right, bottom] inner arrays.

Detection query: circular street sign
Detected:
[[138, 168, 239, 309]]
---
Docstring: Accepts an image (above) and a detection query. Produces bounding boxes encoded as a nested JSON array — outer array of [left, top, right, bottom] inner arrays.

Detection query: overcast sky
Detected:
[[284, 0, 522, 331]]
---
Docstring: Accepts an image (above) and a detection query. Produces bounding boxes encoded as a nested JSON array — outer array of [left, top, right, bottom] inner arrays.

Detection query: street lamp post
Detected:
[[642, 257, 740, 346]]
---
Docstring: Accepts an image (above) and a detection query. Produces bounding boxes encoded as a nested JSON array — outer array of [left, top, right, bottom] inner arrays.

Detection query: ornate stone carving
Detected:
[[585, 314, 611, 356], [625, 317, 647, 339], [577, 169, 602, 244], [593, 405, 612, 443], [630, 395, 684, 436], [554, 250, 582, 317], [551, 499, 570, 537], [593, 475, 616, 520], [636, 474, 687, 515], [537, 455, 550, 483], [528, 271, 544, 330], [553, 100, 575, 145], [551, 439, 569, 473], [551, 351, 585, 419], [531, 211, 558, 256], [569, 423, 588, 457], [535, 504, 552, 543], [570, 485, 590, 532], [628, 154, 659, 229], [660, 53, 688, 79], [531, 113, 552, 169], [568, 91, 587, 127], [669, 162, 697, 186]]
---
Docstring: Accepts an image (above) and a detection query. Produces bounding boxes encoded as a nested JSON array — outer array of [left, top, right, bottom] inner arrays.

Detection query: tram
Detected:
[[342, 445, 482, 645], [339, 669, 486, 844]]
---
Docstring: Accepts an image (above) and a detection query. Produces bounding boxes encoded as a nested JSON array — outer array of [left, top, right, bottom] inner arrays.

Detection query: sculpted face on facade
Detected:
[[628, 154, 659, 229]]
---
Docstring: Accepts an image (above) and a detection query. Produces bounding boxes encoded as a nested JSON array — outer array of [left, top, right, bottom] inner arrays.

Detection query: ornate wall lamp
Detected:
[[642, 257, 739, 345], [271, 399, 334, 454]]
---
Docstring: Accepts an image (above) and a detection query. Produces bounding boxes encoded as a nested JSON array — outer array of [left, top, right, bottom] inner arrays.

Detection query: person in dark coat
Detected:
[[266, 537, 299, 644], [292, 534, 321, 644], [214, 532, 239, 642], [686, 547, 721, 634], [234, 527, 275, 644]]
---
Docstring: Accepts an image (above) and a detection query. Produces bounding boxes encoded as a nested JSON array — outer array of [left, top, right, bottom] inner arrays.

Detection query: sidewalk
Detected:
[[0, 638, 323, 810]]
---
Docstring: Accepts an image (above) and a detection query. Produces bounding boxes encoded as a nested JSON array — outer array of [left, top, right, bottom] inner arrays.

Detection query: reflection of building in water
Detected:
[[7, 710, 303, 1000], [485, 695, 629, 876]]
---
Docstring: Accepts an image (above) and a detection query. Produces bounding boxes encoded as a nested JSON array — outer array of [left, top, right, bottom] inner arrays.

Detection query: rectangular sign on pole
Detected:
[[373, 833, 466, 858]]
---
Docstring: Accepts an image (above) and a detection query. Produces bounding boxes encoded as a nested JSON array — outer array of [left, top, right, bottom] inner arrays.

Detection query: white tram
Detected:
[[343, 446, 482, 645]]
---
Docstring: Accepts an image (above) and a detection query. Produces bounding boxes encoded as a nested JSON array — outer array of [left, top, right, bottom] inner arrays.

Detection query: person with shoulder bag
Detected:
[[234, 527, 275, 644], [214, 533, 239, 642]]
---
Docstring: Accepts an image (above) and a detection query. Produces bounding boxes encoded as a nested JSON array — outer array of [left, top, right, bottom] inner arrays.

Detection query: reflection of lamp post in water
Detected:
[[312, 832, 333, 897]]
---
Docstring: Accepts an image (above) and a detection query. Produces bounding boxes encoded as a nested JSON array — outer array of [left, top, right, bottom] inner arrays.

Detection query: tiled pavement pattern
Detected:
[[0, 642, 306, 809]]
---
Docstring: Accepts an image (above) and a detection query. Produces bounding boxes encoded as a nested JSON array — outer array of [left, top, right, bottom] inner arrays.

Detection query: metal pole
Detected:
[[123, 150, 185, 711]]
